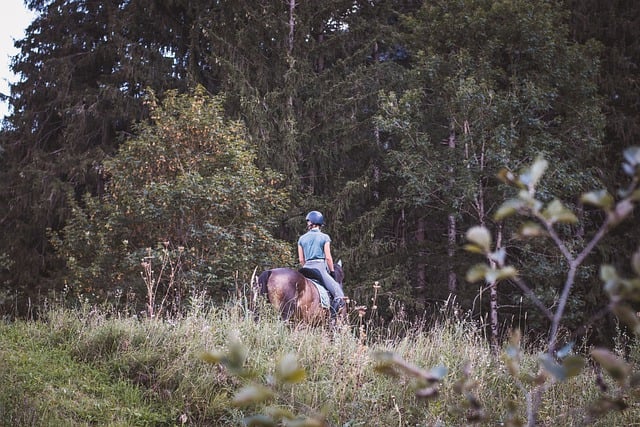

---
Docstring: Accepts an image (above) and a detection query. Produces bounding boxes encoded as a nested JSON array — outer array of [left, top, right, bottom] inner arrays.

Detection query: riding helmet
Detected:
[[305, 210, 324, 226]]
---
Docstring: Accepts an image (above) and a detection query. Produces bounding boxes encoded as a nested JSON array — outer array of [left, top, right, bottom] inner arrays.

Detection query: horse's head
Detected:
[[333, 260, 348, 324], [334, 259, 344, 285]]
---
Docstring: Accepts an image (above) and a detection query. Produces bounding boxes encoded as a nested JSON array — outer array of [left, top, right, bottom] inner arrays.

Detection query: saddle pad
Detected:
[[310, 279, 331, 309]]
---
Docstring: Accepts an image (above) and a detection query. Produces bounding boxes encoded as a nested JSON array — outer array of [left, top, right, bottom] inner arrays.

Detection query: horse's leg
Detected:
[[295, 278, 325, 325], [281, 295, 297, 321]]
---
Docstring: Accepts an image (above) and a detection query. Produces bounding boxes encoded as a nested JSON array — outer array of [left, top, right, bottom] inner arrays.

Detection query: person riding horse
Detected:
[[298, 210, 345, 318]]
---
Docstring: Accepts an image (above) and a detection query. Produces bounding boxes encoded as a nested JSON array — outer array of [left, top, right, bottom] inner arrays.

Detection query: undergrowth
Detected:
[[1, 294, 638, 426]]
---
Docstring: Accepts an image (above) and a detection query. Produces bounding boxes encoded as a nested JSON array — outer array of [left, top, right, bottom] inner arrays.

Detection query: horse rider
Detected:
[[298, 210, 345, 318]]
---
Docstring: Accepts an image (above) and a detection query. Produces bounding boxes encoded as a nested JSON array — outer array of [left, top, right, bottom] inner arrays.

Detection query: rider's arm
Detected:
[[298, 244, 306, 266], [324, 241, 334, 273]]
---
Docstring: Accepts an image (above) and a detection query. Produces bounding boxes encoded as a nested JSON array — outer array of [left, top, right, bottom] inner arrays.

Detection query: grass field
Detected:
[[1, 296, 639, 426]]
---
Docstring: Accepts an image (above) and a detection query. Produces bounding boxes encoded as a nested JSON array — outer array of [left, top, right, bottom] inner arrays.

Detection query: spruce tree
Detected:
[[0, 0, 204, 305]]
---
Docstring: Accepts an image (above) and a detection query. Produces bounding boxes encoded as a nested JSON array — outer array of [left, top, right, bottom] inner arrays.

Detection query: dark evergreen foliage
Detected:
[[567, 0, 640, 280], [0, 0, 637, 342], [0, 0, 195, 304]]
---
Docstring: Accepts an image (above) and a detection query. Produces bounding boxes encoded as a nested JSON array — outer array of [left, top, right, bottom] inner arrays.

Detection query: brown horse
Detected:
[[256, 262, 346, 325]]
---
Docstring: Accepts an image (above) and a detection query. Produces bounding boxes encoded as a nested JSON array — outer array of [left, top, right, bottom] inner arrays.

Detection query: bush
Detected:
[[52, 86, 293, 314]]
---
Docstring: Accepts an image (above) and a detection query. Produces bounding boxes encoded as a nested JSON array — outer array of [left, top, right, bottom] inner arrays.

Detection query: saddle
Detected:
[[299, 267, 331, 309]]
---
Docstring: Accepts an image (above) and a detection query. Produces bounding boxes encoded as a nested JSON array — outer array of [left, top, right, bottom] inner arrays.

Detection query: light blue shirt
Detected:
[[298, 228, 331, 261]]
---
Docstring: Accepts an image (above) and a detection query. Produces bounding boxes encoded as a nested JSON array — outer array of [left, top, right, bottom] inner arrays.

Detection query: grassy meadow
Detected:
[[1, 292, 639, 426]]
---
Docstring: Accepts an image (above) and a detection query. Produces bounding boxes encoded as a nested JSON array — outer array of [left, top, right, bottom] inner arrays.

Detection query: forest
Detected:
[[1, 0, 639, 345]]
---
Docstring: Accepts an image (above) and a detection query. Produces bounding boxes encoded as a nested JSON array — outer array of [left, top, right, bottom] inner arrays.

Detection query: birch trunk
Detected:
[[447, 122, 458, 294]]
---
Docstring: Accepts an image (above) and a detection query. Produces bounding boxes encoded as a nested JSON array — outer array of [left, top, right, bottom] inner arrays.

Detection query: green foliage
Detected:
[[201, 340, 323, 426], [352, 0, 608, 319], [461, 147, 640, 425], [53, 87, 292, 308], [0, 0, 636, 347], [0, 0, 193, 303]]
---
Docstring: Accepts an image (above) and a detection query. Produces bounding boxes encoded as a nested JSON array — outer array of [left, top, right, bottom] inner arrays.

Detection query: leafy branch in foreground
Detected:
[[200, 334, 325, 427], [463, 146, 640, 426], [370, 147, 640, 426]]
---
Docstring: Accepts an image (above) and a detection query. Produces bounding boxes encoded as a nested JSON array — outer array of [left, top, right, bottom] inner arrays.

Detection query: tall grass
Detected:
[[1, 294, 638, 426]]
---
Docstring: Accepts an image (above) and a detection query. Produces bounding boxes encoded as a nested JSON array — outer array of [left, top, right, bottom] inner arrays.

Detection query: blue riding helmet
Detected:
[[305, 210, 324, 226]]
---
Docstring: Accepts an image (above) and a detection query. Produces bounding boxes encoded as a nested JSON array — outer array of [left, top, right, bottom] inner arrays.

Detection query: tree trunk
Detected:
[[447, 122, 458, 294], [416, 216, 426, 306], [447, 213, 457, 293], [488, 225, 503, 352]]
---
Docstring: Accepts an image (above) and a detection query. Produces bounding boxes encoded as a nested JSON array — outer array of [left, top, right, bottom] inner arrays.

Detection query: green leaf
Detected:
[[608, 200, 635, 226], [542, 199, 578, 224], [488, 248, 506, 265], [494, 199, 525, 221], [519, 156, 548, 190], [562, 356, 586, 379], [539, 353, 566, 381], [497, 266, 518, 281], [588, 396, 628, 417], [556, 342, 574, 359], [242, 415, 277, 427], [466, 264, 489, 283], [466, 226, 492, 253], [580, 190, 614, 210], [600, 265, 618, 282], [611, 304, 640, 335], [518, 372, 537, 385], [227, 340, 249, 375], [504, 347, 520, 377], [505, 345, 520, 360], [232, 385, 275, 407], [264, 406, 296, 420], [276, 353, 307, 384], [496, 168, 522, 188], [622, 162, 636, 176], [485, 266, 517, 283], [199, 350, 224, 365], [372, 351, 400, 377], [429, 365, 448, 380], [600, 265, 621, 296], [463, 244, 486, 255], [591, 348, 632, 384], [285, 417, 325, 427], [620, 278, 640, 301], [623, 146, 640, 167], [517, 190, 544, 212], [517, 222, 545, 238]]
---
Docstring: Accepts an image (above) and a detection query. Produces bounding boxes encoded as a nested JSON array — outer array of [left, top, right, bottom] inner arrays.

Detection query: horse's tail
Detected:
[[257, 270, 272, 299]]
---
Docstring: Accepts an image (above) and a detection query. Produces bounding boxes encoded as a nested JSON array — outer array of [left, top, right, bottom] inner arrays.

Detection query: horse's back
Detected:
[[258, 267, 326, 322]]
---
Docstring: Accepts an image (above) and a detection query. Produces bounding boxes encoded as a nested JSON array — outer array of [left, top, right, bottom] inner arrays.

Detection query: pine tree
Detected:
[[0, 0, 205, 304]]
